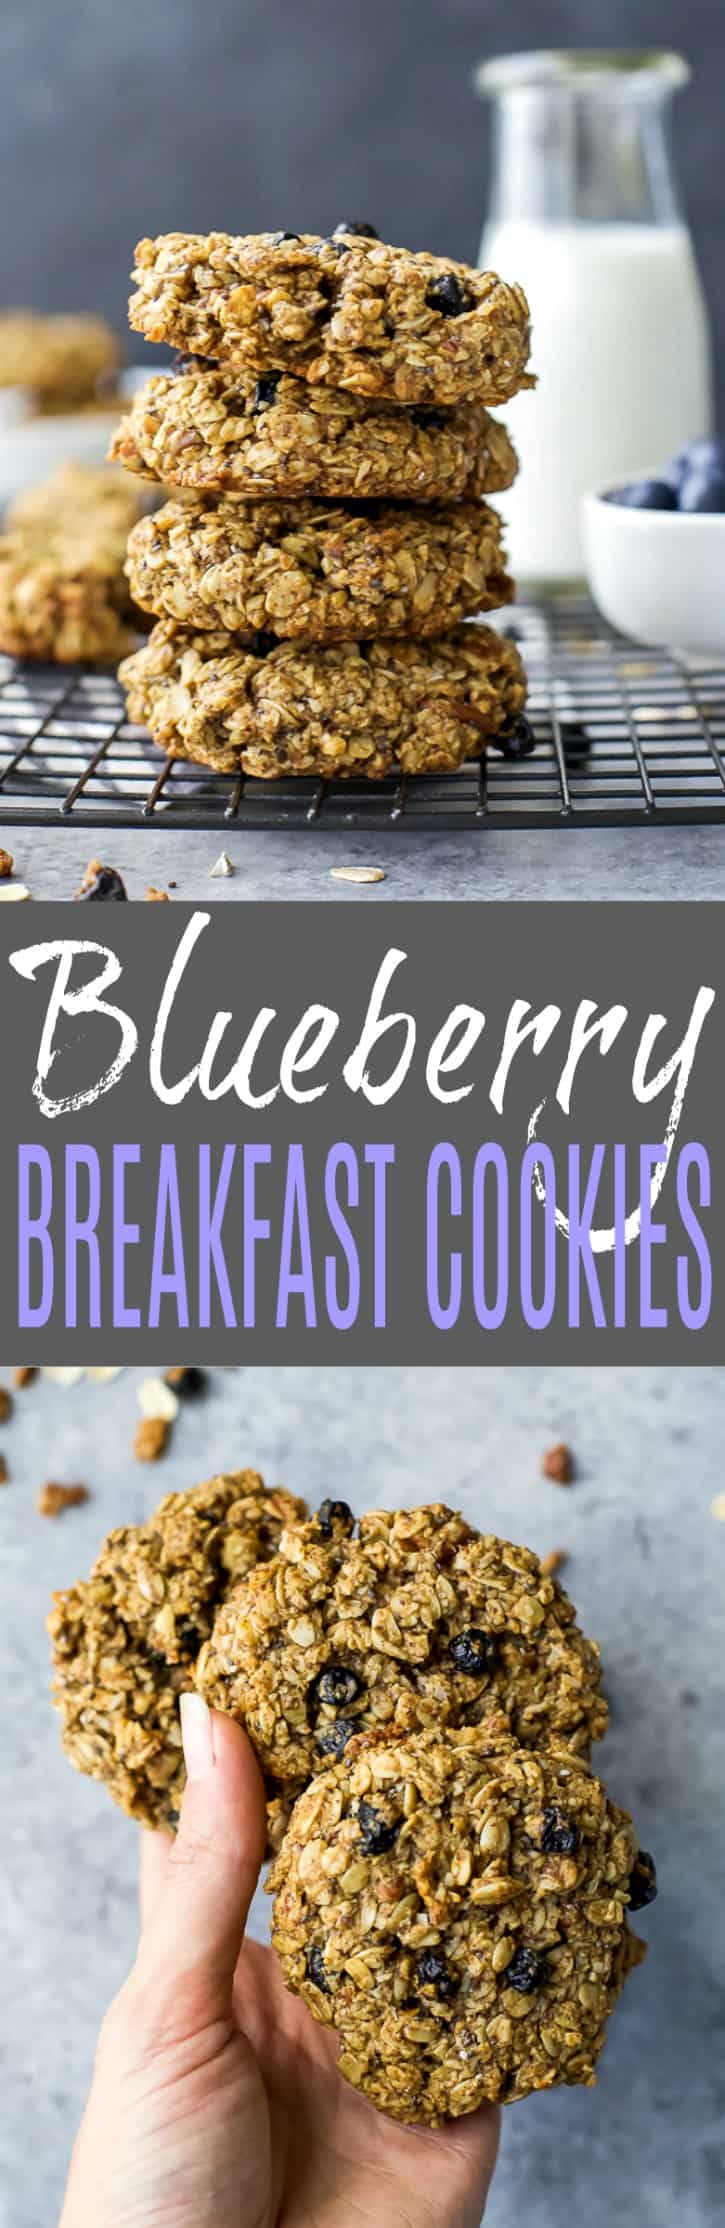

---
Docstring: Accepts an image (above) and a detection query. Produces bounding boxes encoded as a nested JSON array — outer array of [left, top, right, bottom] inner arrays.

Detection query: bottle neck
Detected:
[[487, 86, 683, 227]]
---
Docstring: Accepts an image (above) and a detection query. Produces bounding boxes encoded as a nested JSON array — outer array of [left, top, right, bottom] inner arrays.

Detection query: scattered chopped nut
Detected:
[[38, 1481, 89, 1517], [330, 865, 386, 885], [138, 1376, 179, 1423], [541, 1443, 574, 1486], [540, 1548, 568, 1578], [13, 1365, 36, 1388], [0, 847, 14, 878], [0, 882, 31, 901], [42, 1366, 85, 1387], [710, 1492, 725, 1522], [74, 859, 127, 901], [0, 1456, 7, 1485], [85, 1366, 124, 1383], [0, 1387, 12, 1423], [133, 1415, 170, 1462], [145, 885, 170, 901], [165, 1365, 207, 1397], [210, 849, 235, 878]]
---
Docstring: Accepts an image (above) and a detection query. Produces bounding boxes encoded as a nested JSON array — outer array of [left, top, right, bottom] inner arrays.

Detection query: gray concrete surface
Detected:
[[0, 1364, 722, 2226], [3, 821, 725, 902]]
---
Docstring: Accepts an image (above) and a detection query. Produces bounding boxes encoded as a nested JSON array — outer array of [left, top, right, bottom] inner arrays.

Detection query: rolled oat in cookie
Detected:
[[48, 1470, 307, 1829], [128, 231, 532, 408], [196, 1503, 607, 1808], [118, 620, 526, 780], [125, 494, 513, 641], [109, 365, 517, 505], [270, 1724, 648, 2124]]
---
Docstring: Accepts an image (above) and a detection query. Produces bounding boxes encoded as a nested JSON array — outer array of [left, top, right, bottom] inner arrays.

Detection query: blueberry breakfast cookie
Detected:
[[7, 461, 147, 539], [125, 493, 513, 640], [109, 365, 517, 504], [48, 1470, 307, 1828], [196, 1504, 607, 1807], [0, 309, 120, 410], [118, 620, 526, 779], [270, 1724, 649, 2123], [0, 523, 142, 665], [128, 229, 532, 408]]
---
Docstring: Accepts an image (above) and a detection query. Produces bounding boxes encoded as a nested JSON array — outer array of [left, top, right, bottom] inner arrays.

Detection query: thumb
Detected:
[[133, 1698, 266, 2032]]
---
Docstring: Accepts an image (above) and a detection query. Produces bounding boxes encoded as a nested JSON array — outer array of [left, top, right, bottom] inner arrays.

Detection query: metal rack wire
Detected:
[[1, 594, 725, 830]]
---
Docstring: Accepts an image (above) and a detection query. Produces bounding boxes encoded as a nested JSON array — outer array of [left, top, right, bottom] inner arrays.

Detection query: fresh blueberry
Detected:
[[678, 468, 725, 513], [606, 479, 676, 510], [670, 435, 725, 484]]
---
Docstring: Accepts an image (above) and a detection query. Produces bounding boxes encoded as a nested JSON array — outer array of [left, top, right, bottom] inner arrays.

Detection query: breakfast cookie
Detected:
[[0, 309, 120, 408], [109, 365, 517, 504], [196, 1504, 607, 1806], [125, 494, 513, 639], [118, 620, 527, 779], [48, 1470, 307, 1828], [0, 525, 141, 664], [128, 229, 532, 407], [7, 461, 147, 539], [270, 1724, 649, 2123]]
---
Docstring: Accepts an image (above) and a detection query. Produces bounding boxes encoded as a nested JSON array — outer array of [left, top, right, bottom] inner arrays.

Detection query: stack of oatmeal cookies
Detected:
[[50, 1484, 656, 2124], [112, 225, 533, 781]]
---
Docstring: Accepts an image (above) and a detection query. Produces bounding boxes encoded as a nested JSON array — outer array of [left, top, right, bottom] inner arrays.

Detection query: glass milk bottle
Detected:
[[476, 51, 713, 582]]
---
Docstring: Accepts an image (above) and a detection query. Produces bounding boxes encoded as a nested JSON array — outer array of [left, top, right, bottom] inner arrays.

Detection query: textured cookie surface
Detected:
[[197, 1504, 607, 1798], [119, 619, 526, 779], [48, 1471, 307, 1828], [128, 230, 531, 407], [125, 493, 513, 640], [271, 1724, 646, 2122], [109, 365, 517, 504], [0, 309, 120, 406], [0, 527, 140, 665]]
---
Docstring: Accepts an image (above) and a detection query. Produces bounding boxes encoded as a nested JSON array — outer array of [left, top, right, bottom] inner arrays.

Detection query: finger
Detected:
[[138, 1825, 173, 1929], [134, 1700, 266, 2024]]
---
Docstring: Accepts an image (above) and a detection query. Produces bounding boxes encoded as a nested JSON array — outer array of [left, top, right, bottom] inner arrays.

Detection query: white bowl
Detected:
[[582, 479, 725, 656]]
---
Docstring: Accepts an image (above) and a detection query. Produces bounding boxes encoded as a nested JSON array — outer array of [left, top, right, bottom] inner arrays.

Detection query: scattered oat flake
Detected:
[[0, 1387, 12, 1423], [541, 1442, 574, 1486], [133, 1415, 169, 1462], [37, 1481, 89, 1518], [210, 850, 235, 878], [0, 847, 13, 878], [540, 1548, 568, 1577], [330, 865, 386, 885], [710, 1492, 725, 1522], [13, 1365, 36, 1387], [138, 1376, 179, 1423], [0, 882, 31, 901]]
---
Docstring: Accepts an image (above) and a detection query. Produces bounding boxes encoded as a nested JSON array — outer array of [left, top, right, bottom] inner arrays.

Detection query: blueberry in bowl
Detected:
[[583, 434, 725, 655]]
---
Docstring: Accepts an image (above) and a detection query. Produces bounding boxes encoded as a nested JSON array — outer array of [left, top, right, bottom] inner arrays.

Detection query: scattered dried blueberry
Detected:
[[506, 1945, 546, 1993], [332, 221, 380, 238], [493, 714, 537, 761], [628, 1849, 658, 1909], [448, 1628, 499, 1677], [539, 1805, 580, 1856], [416, 1950, 459, 2000], [316, 1498, 355, 1536], [253, 371, 282, 412], [425, 272, 470, 318], [308, 1663, 364, 1712], [304, 1943, 330, 1993], [75, 864, 127, 901], [357, 1800, 400, 1855], [315, 1716, 356, 1758], [412, 407, 447, 431]]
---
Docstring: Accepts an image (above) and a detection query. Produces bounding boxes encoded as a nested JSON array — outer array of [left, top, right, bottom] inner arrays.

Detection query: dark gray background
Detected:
[[1, 0, 724, 399]]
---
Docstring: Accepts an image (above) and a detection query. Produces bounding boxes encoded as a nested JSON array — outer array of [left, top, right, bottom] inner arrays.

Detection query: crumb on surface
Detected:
[[133, 1415, 170, 1462], [145, 885, 169, 901], [0, 1387, 12, 1424], [542, 1443, 574, 1486], [13, 1365, 36, 1388], [0, 1455, 7, 1485], [0, 847, 13, 878], [38, 1481, 89, 1517], [540, 1548, 568, 1577]]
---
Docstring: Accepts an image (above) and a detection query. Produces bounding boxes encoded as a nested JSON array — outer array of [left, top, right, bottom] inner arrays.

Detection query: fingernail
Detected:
[[180, 1692, 214, 1780]]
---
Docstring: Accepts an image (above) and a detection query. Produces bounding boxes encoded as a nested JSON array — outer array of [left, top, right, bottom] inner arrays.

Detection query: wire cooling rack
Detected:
[[1, 594, 725, 830]]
